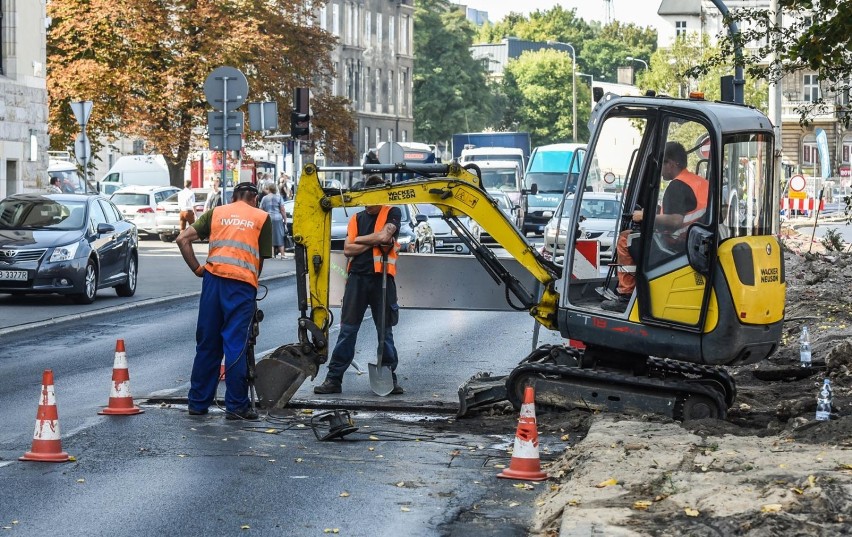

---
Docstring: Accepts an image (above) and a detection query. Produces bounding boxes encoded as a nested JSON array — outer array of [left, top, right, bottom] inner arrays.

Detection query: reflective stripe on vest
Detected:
[[665, 170, 708, 239], [206, 201, 266, 287], [346, 206, 400, 277]]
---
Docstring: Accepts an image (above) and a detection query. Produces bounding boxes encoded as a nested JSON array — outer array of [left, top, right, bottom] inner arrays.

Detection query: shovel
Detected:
[[368, 250, 394, 396]]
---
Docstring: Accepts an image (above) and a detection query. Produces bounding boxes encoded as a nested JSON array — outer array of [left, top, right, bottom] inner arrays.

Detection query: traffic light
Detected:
[[290, 87, 311, 139]]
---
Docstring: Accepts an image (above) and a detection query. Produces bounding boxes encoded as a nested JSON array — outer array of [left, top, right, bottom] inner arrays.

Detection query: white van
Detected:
[[100, 155, 171, 196], [459, 147, 526, 177]]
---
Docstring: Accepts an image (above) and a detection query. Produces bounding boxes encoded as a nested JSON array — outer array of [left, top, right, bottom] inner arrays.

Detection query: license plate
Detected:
[[0, 270, 27, 281], [435, 239, 444, 247], [167, 211, 179, 215]]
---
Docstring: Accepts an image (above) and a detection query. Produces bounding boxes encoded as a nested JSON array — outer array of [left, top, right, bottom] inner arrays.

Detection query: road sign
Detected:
[[208, 111, 244, 151], [74, 132, 91, 166], [788, 190, 807, 199], [603, 172, 615, 184], [203, 67, 248, 111], [699, 139, 711, 159], [377, 142, 405, 164], [248, 101, 278, 132], [70, 101, 93, 127], [789, 174, 806, 192]]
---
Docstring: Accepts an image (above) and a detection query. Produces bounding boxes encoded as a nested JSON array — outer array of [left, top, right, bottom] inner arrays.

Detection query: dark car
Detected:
[[0, 193, 138, 304], [329, 204, 434, 253]]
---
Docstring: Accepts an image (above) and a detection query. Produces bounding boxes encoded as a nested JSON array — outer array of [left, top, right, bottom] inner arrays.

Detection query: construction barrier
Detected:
[[781, 198, 825, 212], [20, 369, 71, 463], [572, 239, 600, 280]]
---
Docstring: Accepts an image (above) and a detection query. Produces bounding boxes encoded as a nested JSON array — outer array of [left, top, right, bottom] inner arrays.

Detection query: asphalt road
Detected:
[[0, 240, 564, 536]]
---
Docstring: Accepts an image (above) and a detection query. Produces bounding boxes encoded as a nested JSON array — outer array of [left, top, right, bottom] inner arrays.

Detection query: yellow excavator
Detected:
[[255, 93, 785, 421]]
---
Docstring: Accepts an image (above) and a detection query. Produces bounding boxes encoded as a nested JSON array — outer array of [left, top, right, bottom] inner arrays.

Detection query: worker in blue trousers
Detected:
[[176, 182, 272, 420]]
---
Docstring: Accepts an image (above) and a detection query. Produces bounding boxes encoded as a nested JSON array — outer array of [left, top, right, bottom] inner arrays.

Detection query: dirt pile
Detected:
[[532, 226, 852, 536]]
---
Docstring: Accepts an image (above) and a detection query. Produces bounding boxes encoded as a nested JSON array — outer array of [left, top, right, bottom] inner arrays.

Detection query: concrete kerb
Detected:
[[0, 271, 296, 338]]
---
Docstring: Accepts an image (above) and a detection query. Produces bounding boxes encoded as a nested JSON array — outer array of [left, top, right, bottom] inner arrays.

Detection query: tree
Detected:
[[638, 33, 767, 110], [475, 12, 529, 44], [580, 22, 656, 82], [694, 0, 851, 125], [47, 0, 356, 186], [413, 0, 492, 142], [502, 49, 590, 146]]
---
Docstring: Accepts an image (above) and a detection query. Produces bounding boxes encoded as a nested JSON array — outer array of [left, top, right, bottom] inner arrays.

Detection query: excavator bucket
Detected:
[[255, 344, 320, 409]]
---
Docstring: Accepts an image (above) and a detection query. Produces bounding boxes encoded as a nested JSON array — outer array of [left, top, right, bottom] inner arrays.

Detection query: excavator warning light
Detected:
[[689, 91, 705, 100]]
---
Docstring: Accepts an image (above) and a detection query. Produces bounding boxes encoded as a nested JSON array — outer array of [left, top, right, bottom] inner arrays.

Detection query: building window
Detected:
[[375, 128, 381, 148], [675, 21, 687, 37], [332, 62, 339, 96], [402, 130, 408, 143], [401, 16, 409, 55], [401, 69, 408, 113], [365, 12, 371, 45], [804, 74, 820, 102], [332, 3, 340, 36], [376, 13, 382, 48], [364, 127, 370, 154], [389, 16, 395, 53], [319, 5, 327, 30], [802, 136, 817, 166], [841, 135, 852, 164], [388, 129, 394, 143], [375, 69, 381, 108], [132, 140, 145, 154], [388, 70, 394, 107]]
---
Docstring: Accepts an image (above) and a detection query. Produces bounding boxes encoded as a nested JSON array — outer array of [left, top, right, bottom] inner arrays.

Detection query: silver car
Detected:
[[110, 185, 180, 237], [543, 193, 621, 263], [153, 189, 210, 242]]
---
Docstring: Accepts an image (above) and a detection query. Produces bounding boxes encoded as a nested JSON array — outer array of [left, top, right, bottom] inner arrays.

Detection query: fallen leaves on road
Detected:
[[396, 482, 405, 487], [323, 528, 340, 533], [761, 504, 783, 513], [339, 492, 350, 497], [595, 478, 618, 488], [633, 500, 653, 510], [295, 458, 303, 463], [684, 507, 700, 517], [76, 478, 85, 484], [513, 483, 535, 490], [369, 435, 380, 441], [401, 506, 411, 512], [509, 501, 521, 508]]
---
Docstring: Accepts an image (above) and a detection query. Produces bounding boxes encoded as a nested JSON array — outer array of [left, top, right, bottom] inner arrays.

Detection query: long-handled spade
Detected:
[[368, 251, 394, 396]]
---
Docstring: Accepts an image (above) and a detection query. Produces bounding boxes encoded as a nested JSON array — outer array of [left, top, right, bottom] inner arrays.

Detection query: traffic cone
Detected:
[[98, 339, 143, 415], [219, 358, 225, 382], [20, 369, 71, 462], [498, 385, 548, 481]]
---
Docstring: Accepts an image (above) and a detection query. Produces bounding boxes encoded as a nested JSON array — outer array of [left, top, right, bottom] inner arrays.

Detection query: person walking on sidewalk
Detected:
[[260, 182, 288, 259], [178, 180, 196, 232], [176, 182, 273, 420], [314, 176, 403, 395]]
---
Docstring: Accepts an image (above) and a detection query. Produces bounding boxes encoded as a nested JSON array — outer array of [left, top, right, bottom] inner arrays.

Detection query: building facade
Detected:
[[0, 0, 49, 197], [657, 0, 852, 188], [318, 0, 415, 162]]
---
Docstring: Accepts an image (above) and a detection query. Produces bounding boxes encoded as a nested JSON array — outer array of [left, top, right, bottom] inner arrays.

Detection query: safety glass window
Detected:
[[722, 134, 776, 238]]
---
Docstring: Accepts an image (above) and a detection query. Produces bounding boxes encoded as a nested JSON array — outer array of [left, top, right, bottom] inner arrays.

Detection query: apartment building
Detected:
[[658, 0, 851, 185], [0, 0, 49, 197]]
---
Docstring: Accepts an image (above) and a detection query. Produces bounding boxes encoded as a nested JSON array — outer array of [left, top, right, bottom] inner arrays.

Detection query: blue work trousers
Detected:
[[326, 272, 399, 383], [188, 272, 257, 413]]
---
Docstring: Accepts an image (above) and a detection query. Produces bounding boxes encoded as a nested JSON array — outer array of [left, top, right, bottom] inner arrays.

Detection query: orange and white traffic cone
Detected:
[[498, 385, 548, 481], [219, 358, 225, 382], [20, 369, 71, 463], [98, 339, 143, 415]]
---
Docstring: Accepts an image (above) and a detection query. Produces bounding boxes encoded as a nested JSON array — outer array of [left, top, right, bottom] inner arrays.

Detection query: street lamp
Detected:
[[578, 72, 595, 110], [625, 56, 649, 71], [548, 41, 577, 143]]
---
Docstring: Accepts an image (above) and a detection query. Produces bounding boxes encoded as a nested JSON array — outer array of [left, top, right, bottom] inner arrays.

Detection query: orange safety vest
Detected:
[[346, 206, 400, 277], [205, 201, 267, 287], [664, 170, 709, 239]]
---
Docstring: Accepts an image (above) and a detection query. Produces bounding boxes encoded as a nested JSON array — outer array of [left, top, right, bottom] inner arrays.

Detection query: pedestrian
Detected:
[[178, 179, 196, 232], [46, 176, 62, 194], [205, 177, 224, 211], [176, 182, 273, 420], [314, 175, 403, 395], [603, 141, 708, 312], [278, 173, 291, 200], [260, 182, 288, 259], [257, 180, 270, 206]]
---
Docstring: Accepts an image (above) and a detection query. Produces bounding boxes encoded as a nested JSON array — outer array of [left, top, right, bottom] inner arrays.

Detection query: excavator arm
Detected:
[[255, 162, 561, 408]]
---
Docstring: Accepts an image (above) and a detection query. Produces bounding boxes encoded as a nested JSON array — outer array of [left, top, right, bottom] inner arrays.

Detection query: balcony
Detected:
[[782, 100, 841, 122]]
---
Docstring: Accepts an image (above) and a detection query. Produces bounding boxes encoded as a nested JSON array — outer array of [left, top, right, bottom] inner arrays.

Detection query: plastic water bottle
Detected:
[[815, 379, 832, 421], [799, 326, 812, 368]]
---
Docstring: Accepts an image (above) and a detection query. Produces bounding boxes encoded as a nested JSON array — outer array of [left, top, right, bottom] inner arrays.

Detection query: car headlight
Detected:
[[50, 241, 80, 262], [398, 235, 412, 245]]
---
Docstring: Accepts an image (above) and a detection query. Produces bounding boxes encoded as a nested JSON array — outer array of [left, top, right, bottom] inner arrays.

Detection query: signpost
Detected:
[[788, 174, 807, 199], [70, 101, 93, 185], [205, 67, 249, 197]]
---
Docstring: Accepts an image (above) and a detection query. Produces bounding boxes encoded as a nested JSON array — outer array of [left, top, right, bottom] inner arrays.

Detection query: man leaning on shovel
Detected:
[[314, 175, 403, 396]]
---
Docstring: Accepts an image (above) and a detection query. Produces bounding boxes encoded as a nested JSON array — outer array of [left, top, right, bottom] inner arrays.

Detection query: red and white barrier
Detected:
[[571, 239, 600, 280], [781, 198, 824, 211]]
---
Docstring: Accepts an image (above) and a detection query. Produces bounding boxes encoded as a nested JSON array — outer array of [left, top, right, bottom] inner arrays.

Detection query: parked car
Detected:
[[329, 204, 434, 253], [414, 204, 480, 254], [543, 192, 621, 263], [484, 189, 522, 242], [153, 188, 212, 242], [0, 193, 138, 304], [109, 185, 180, 238]]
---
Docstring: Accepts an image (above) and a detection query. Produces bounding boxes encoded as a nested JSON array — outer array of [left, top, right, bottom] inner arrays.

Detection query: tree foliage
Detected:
[[48, 0, 356, 186], [413, 0, 492, 142], [692, 0, 851, 125], [502, 49, 590, 146]]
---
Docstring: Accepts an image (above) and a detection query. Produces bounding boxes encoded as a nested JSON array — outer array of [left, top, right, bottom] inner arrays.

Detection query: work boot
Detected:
[[390, 373, 404, 395], [225, 407, 259, 421], [601, 293, 629, 313], [314, 379, 342, 394]]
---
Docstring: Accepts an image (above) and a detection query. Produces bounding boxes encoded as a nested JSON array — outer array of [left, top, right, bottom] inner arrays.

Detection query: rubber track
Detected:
[[647, 356, 737, 408]]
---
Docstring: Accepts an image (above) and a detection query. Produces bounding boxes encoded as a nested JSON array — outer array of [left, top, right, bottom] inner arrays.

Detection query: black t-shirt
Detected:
[[662, 177, 697, 215], [348, 207, 402, 274]]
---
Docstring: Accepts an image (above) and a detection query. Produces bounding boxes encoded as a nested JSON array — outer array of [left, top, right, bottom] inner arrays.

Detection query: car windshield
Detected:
[[480, 169, 518, 190], [526, 172, 580, 193], [415, 204, 443, 217], [331, 207, 362, 224], [558, 198, 620, 219], [111, 193, 150, 206], [0, 198, 88, 230]]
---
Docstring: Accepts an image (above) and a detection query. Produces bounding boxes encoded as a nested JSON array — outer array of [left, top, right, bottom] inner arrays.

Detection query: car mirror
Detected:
[[97, 223, 115, 234], [686, 224, 714, 276]]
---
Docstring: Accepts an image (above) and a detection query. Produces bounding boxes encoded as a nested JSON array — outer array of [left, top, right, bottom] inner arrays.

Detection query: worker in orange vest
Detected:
[[314, 176, 403, 395], [176, 182, 273, 420]]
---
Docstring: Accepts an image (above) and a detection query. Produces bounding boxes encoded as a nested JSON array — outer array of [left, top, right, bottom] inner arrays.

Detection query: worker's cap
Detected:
[[233, 182, 259, 195]]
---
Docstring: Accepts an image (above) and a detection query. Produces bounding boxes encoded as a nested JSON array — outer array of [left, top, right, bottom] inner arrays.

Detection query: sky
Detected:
[[455, 0, 665, 29]]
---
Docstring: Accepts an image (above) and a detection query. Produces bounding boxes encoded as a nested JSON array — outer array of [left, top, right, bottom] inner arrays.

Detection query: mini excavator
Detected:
[[255, 93, 785, 421]]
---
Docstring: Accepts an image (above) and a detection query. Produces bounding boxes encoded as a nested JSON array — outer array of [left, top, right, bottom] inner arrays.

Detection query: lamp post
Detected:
[[625, 56, 649, 71], [578, 72, 595, 111], [548, 41, 577, 143]]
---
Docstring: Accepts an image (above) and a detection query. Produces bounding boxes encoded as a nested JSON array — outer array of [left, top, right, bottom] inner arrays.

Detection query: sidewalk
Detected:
[[0, 241, 296, 336]]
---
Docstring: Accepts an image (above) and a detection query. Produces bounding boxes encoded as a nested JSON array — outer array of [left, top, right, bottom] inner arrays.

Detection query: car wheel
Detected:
[[71, 259, 98, 304], [159, 233, 175, 243], [115, 254, 137, 297]]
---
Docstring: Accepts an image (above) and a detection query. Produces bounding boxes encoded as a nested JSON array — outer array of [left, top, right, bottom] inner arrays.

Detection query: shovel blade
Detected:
[[368, 363, 395, 396]]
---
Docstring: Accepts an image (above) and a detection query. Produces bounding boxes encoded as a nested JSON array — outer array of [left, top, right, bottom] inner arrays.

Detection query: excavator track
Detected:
[[505, 361, 728, 421]]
